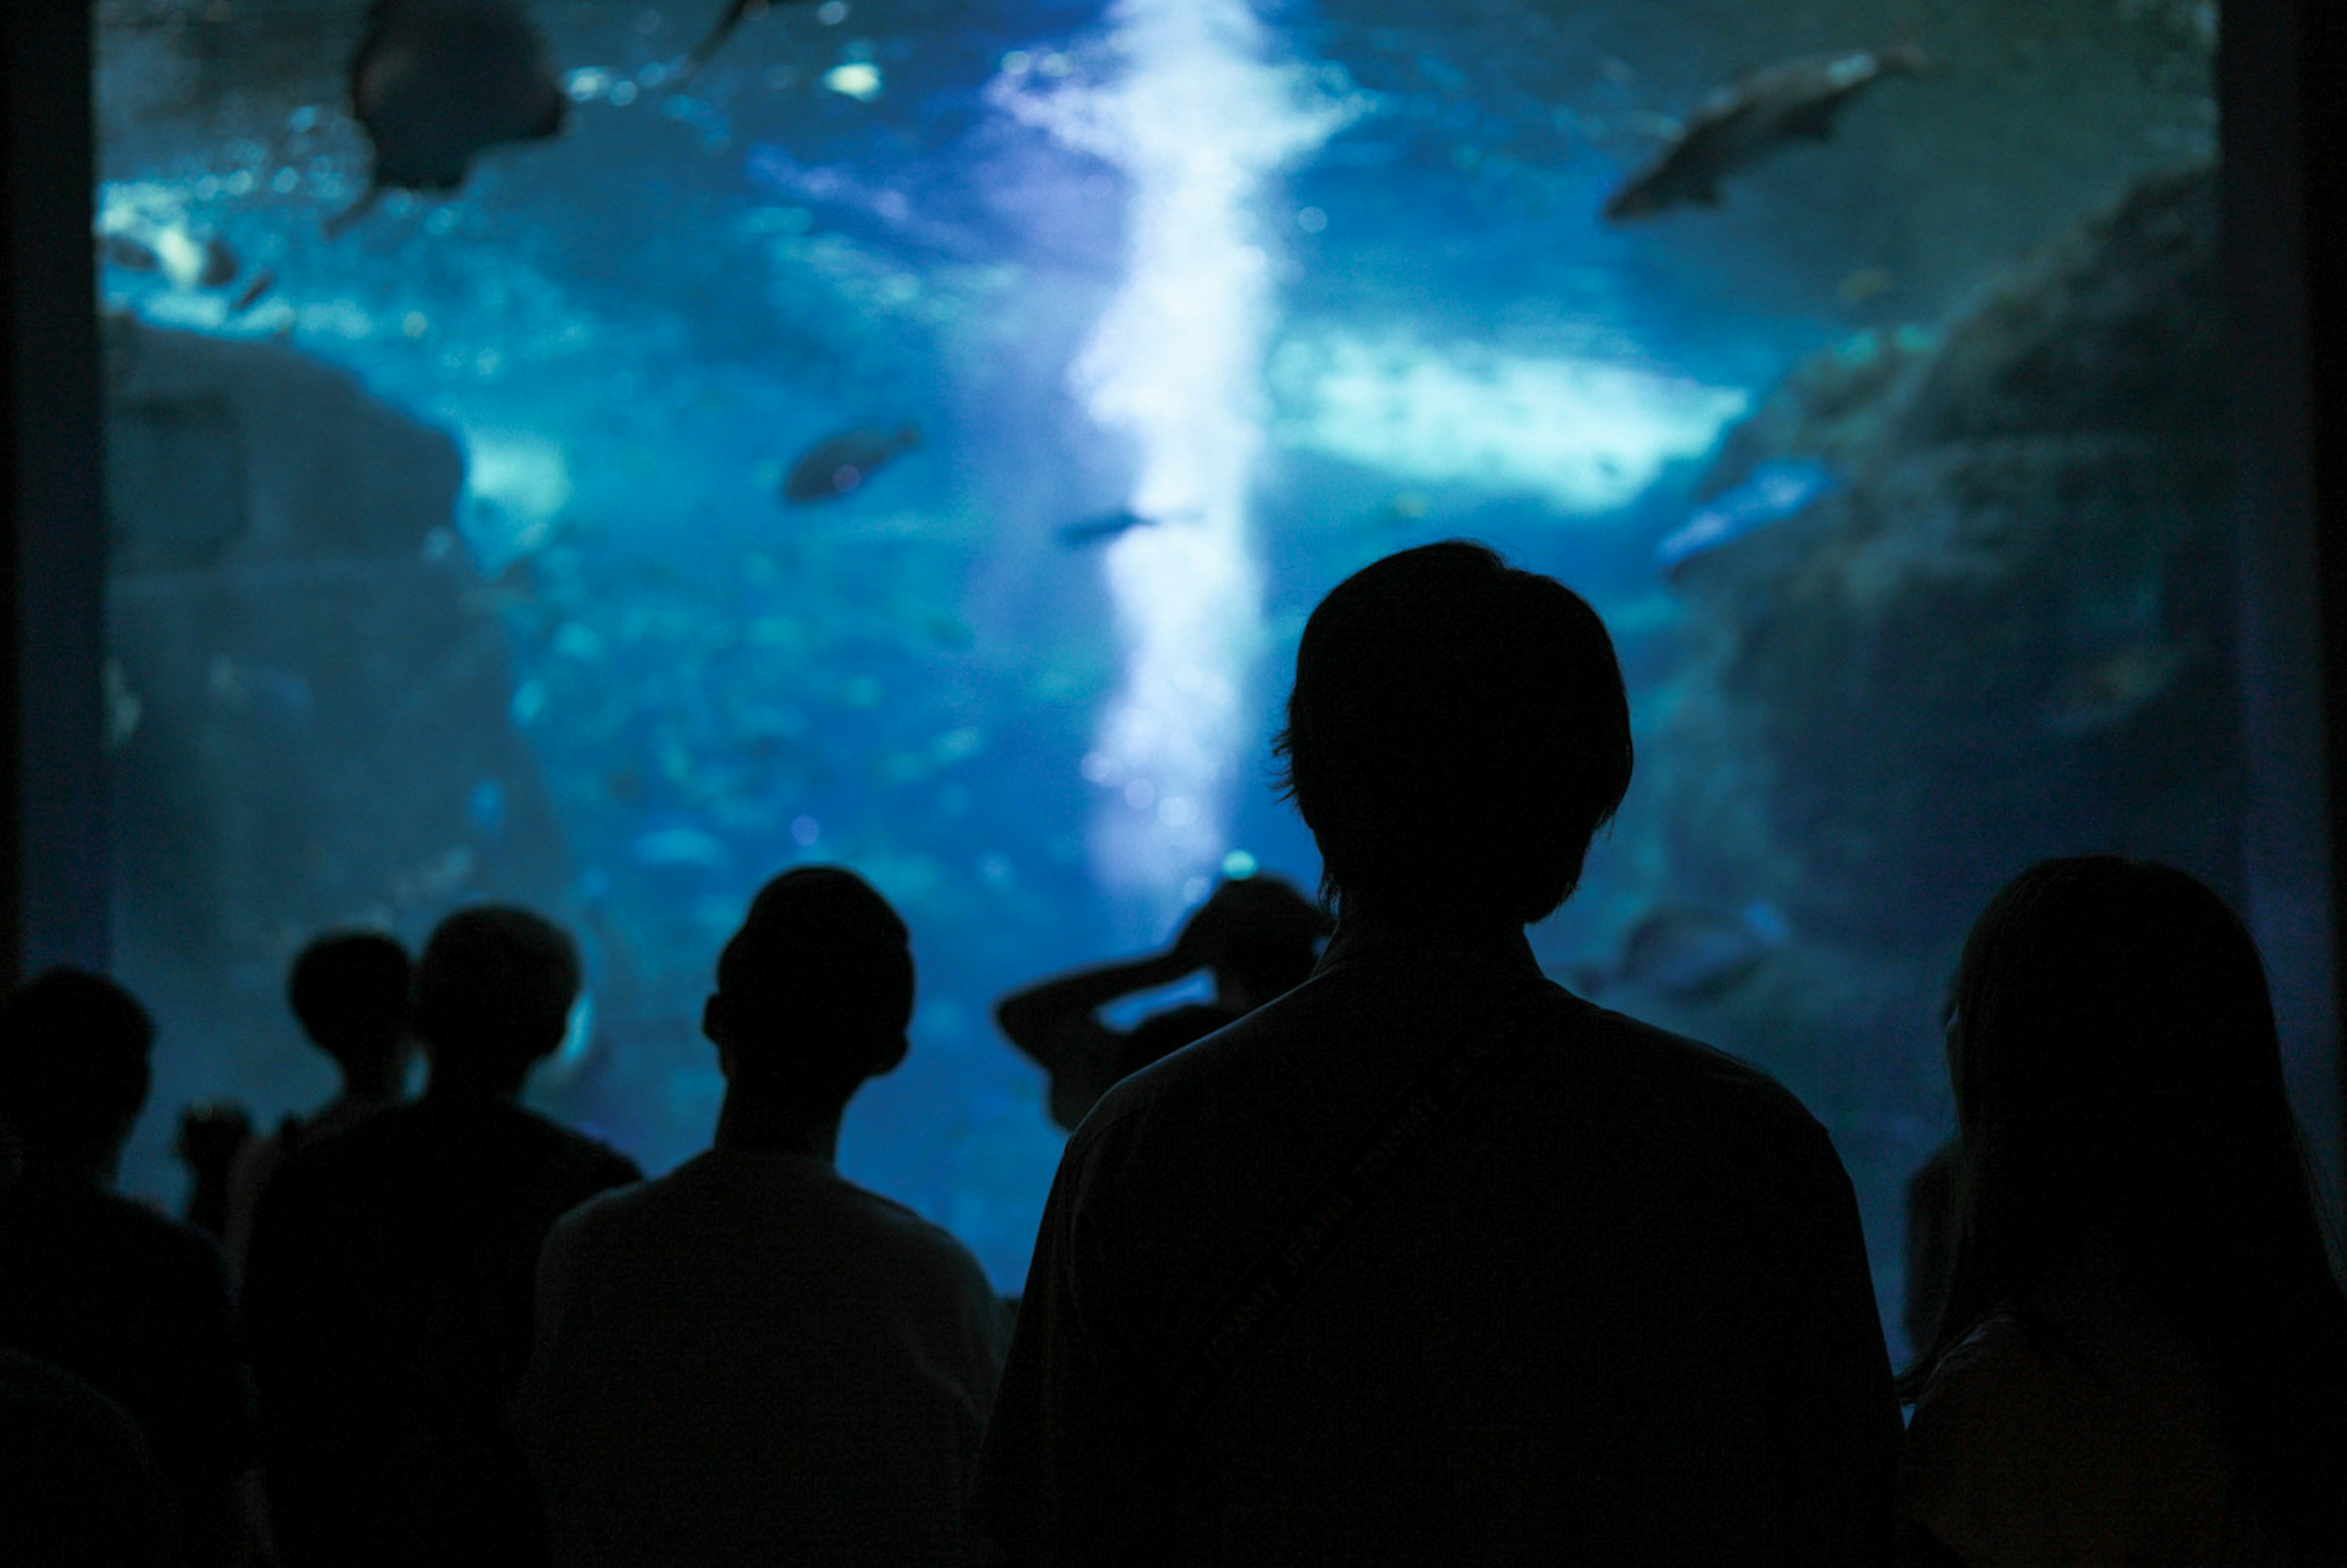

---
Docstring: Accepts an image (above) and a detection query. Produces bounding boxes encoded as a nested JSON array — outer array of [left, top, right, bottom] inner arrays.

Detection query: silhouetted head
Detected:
[[703, 867, 914, 1115], [1193, 874, 1332, 1006], [287, 931, 413, 1089], [0, 969, 156, 1186], [411, 906, 581, 1096], [1274, 541, 1633, 928], [1915, 856, 2347, 1551]]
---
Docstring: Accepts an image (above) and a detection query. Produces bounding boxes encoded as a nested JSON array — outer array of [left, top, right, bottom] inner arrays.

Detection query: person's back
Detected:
[[969, 543, 1900, 1564], [244, 907, 639, 1567], [0, 1347, 174, 1568], [224, 929, 414, 1275], [515, 867, 1008, 1568], [1896, 858, 2347, 1567], [0, 970, 254, 1568]]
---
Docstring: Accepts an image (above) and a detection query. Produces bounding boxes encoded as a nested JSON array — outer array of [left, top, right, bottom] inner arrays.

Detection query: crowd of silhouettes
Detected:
[[1, 538, 2342, 1566]]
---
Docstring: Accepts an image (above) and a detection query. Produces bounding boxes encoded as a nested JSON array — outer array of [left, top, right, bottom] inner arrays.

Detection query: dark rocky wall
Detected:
[[1659, 161, 2233, 955], [102, 315, 571, 1184]]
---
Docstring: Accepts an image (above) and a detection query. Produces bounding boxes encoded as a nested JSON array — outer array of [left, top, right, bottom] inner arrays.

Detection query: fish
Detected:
[[780, 425, 919, 505], [96, 224, 240, 290], [631, 825, 733, 868], [1603, 45, 1930, 221], [328, 0, 570, 238], [1838, 266, 1895, 305], [1655, 457, 1842, 574], [680, 0, 814, 76], [1054, 508, 1202, 548], [229, 268, 277, 313], [1569, 901, 1790, 1002], [2043, 635, 2205, 736]]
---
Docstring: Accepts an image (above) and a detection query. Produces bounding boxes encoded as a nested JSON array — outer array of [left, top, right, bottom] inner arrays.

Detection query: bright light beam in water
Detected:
[[1013, 1, 1357, 921]]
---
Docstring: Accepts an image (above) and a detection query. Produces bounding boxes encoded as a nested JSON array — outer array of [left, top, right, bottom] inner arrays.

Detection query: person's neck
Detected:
[[338, 1066, 405, 1103], [424, 1069, 526, 1103], [1331, 906, 1523, 952], [713, 1094, 842, 1163]]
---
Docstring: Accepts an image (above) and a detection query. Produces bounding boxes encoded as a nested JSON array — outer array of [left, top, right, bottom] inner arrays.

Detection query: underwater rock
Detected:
[[1656, 161, 2236, 950], [102, 313, 570, 1091]]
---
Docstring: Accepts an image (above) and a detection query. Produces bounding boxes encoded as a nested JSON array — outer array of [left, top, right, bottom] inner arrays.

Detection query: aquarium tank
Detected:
[[92, 0, 2247, 1351]]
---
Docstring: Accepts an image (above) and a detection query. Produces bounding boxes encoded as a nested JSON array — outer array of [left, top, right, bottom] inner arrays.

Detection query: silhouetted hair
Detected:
[[411, 906, 581, 1077], [712, 866, 913, 1101], [1274, 541, 1632, 925], [1903, 857, 2347, 1555], [287, 931, 413, 1072], [0, 969, 156, 1166]]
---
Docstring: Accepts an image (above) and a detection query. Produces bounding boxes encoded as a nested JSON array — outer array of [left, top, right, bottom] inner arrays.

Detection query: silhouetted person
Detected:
[[1897, 858, 2347, 1567], [0, 969, 257, 1567], [515, 866, 1008, 1567], [224, 930, 414, 1275], [969, 541, 1900, 1565], [1902, 1140, 1960, 1357], [174, 1099, 254, 1242], [0, 1347, 173, 1567], [244, 906, 639, 1567], [996, 873, 1331, 1130]]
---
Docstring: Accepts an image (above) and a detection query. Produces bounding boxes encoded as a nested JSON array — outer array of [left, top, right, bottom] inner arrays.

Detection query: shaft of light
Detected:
[[1049, 0, 1354, 923]]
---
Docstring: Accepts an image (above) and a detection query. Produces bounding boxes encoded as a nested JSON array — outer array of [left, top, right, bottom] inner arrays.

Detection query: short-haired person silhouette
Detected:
[[0, 970, 256, 1567], [968, 541, 1900, 1565], [996, 873, 1332, 1130], [1897, 857, 2347, 1567], [515, 867, 1009, 1568], [244, 906, 639, 1567], [223, 931, 414, 1274]]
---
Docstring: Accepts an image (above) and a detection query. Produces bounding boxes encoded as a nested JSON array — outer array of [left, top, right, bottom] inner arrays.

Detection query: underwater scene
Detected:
[[95, 0, 2228, 1351]]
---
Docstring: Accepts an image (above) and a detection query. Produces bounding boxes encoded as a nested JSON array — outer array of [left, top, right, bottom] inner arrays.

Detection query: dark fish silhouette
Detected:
[[1604, 45, 1929, 221], [1569, 902, 1789, 1002], [1055, 507, 1202, 548], [681, 0, 816, 76], [328, 0, 570, 237], [781, 425, 919, 505], [229, 268, 277, 314]]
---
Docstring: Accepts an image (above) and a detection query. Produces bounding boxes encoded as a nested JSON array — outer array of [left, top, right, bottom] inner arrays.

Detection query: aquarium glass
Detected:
[[96, 0, 2236, 1349]]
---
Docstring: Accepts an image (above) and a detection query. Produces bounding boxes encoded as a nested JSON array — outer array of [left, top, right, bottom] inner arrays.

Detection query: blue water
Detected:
[[95, 0, 2217, 1338]]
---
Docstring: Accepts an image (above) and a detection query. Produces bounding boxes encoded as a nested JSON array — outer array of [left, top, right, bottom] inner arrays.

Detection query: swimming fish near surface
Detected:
[[328, 0, 570, 238], [1569, 901, 1790, 1003], [680, 0, 817, 76], [781, 425, 919, 505], [1655, 457, 1842, 575], [1054, 508, 1203, 548], [1604, 45, 1930, 221]]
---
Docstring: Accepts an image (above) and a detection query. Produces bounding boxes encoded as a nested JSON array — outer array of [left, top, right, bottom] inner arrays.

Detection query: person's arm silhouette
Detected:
[[995, 882, 1267, 1130]]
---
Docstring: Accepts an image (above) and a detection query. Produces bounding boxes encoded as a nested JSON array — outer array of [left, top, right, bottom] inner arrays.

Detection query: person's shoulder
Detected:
[[826, 1171, 994, 1284], [73, 1192, 230, 1294], [491, 1101, 642, 1182], [1562, 1002, 1823, 1129]]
